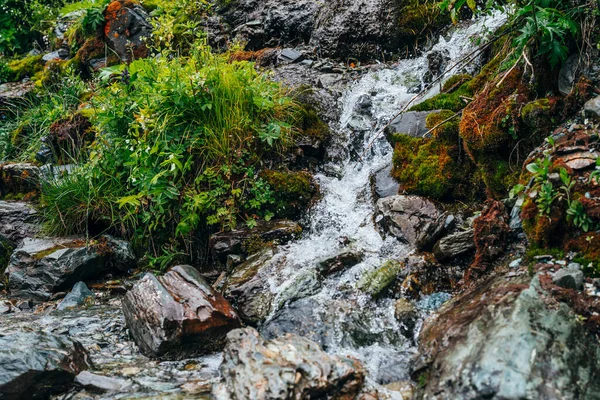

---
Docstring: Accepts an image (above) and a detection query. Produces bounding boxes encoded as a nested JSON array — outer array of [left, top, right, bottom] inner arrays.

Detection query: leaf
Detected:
[[467, 0, 477, 11], [526, 163, 542, 174], [117, 194, 142, 208]]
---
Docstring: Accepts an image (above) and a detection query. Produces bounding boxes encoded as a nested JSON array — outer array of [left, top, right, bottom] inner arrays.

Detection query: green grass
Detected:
[[40, 43, 303, 260]]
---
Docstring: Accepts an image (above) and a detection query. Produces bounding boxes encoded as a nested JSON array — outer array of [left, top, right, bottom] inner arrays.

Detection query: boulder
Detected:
[[375, 195, 446, 250], [552, 264, 584, 290], [104, 0, 152, 62], [221, 249, 281, 324], [6, 236, 134, 302], [0, 163, 40, 197], [122, 265, 241, 359], [275, 269, 321, 309], [209, 219, 301, 263], [213, 327, 365, 400], [432, 229, 475, 261], [0, 82, 34, 109], [386, 111, 440, 138], [414, 274, 600, 399], [0, 332, 91, 399], [57, 281, 95, 311]]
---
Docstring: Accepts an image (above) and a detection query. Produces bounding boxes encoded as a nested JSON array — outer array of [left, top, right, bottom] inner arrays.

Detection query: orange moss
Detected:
[[229, 48, 278, 66]]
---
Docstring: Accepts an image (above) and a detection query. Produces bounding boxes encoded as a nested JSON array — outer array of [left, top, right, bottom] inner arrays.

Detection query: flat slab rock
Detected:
[[0, 331, 91, 399], [6, 236, 134, 302], [122, 265, 241, 359], [213, 327, 365, 400], [415, 273, 600, 399]]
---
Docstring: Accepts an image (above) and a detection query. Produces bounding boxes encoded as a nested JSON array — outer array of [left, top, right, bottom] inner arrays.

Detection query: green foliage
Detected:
[[5, 55, 44, 82], [438, 0, 588, 68], [60, 0, 108, 14], [0, 0, 66, 55], [41, 44, 302, 258], [0, 70, 88, 161]]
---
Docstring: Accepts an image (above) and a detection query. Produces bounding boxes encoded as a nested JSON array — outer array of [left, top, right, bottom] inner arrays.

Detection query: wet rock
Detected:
[[221, 249, 281, 324], [0, 331, 91, 399], [42, 47, 70, 62], [432, 229, 475, 261], [317, 249, 364, 276], [278, 48, 304, 64], [276, 269, 321, 308], [370, 165, 400, 199], [386, 111, 440, 138], [424, 50, 450, 83], [415, 274, 600, 399], [552, 265, 584, 290], [122, 265, 241, 359], [0, 162, 40, 197], [375, 195, 446, 250], [75, 371, 133, 393], [358, 260, 404, 298], [394, 298, 418, 337], [213, 327, 365, 400], [57, 281, 95, 311], [104, 0, 152, 63], [263, 297, 405, 351], [209, 219, 301, 263], [6, 236, 133, 302], [584, 95, 600, 119]]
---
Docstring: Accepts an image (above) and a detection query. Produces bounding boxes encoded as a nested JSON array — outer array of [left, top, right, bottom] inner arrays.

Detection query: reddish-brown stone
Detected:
[[122, 265, 241, 359]]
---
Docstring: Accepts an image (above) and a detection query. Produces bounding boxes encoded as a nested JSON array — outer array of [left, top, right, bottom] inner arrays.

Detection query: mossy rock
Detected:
[[391, 110, 479, 200], [442, 74, 472, 93], [395, 0, 448, 38], [358, 260, 404, 298], [260, 170, 318, 219], [6, 55, 44, 83]]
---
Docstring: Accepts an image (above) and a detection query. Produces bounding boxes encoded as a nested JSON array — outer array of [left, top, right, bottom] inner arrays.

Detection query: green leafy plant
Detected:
[[567, 200, 593, 232]]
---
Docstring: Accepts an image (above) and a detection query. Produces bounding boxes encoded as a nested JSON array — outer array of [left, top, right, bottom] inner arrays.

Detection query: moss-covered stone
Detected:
[[6, 55, 44, 83], [390, 110, 479, 200], [260, 170, 318, 219], [442, 74, 472, 93], [396, 0, 448, 38], [358, 260, 404, 297]]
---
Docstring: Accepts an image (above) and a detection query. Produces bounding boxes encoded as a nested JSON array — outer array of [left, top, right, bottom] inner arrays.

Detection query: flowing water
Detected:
[[1, 12, 507, 400]]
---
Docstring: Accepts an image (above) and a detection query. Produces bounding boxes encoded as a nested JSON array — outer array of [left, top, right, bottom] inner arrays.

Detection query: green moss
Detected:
[[261, 170, 318, 219], [442, 74, 471, 93], [410, 82, 472, 112], [358, 260, 403, 297], [299, 106, 330, 141], [7, 55, 44, 82], [479, 159, 520, 200], [395, 0, 448, 38]]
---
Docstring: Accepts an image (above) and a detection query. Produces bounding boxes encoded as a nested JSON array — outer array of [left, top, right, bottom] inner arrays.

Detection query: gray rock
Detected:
[[509, 197, 524, 231], [509, 258, 522, 268], [370, 165, 400, 199], [375, 195, 446, 250], [354, 94, 373, 116], [55, 10, 86, 39], [221, 249, 282, 324], [432, 229, 475, 260], [278, 48, 304, 64], [584, 95, 600, 120], [6, 236, 134, 302], [386, 110, 440, 138], [75, 371, 133, 392], [558, 54, 581, 96], [57, 281, 95, 311], [0, 82, 35, 104], [276, 269, 321, 308], [317, 249, 364, 276], [552, 267, 584, 290], [123, 265, 241, 359], [0, 331, 91, 399], [213, 328, 365, 400], [42, 47, 70, 62], [415, 274, 600, 399]]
